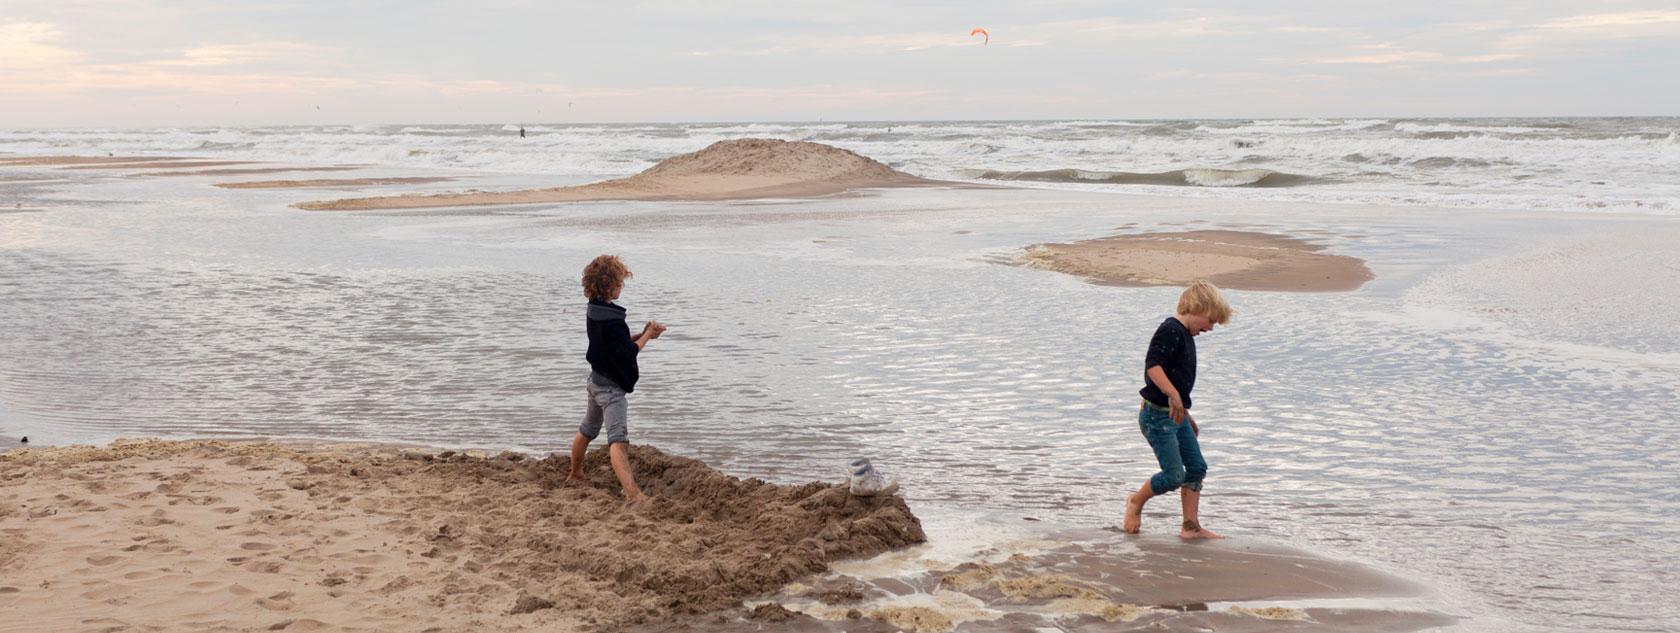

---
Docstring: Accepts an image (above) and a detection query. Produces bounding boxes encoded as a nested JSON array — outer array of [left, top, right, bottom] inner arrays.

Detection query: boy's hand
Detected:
[[1168, 394, 1186, 424], [646, 321, 667, 339], [1189, 415, 1199, 436]]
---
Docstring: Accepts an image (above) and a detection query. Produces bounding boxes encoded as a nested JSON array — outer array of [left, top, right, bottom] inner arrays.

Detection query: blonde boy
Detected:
[[1122, 280, 1232, 539], [567, 255, 665, 502]]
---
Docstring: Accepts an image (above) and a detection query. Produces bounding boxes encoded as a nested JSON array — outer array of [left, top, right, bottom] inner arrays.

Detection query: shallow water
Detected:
[[1, 165, 1678, 631]]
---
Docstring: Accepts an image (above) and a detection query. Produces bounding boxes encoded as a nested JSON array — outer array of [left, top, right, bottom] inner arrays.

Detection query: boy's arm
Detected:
[[631, 321, 664, 351], [1146, 365, 1188, 424]]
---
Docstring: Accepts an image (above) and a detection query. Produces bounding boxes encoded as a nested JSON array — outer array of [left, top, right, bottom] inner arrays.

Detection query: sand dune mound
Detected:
[[0, 439, 925, 630], [635, 138, 909, 182], [297, 138, 941, 211]]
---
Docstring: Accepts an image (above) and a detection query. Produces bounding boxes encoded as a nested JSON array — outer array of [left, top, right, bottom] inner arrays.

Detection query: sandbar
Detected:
[[1019, 229, 1373, 292], [296, 138, 948, 211]]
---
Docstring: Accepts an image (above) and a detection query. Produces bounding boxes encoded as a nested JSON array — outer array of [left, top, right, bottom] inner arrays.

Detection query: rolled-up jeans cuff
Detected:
[[1182, 480, 1203, 492]]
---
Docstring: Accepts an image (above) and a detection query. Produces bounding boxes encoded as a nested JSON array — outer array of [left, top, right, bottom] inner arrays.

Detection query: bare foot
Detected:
[[1122, 493, 1144, 534], [1180, 519, 1224, 540], [624, 491, 651, 504], [563, 473, 587, 484]]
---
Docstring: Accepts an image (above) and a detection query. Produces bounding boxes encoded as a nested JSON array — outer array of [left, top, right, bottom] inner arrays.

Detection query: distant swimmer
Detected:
[[520, 127, 526, 138]]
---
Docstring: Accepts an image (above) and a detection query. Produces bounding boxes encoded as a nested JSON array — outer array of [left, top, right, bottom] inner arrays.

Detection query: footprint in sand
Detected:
[[241, 542, 277, 551], [268, 618, 327, 631], [134, 510, 175, 527], [256, 591, 296, 611], [79, 583, 134, 603], [213, 506, 242, 514], [85, 555, 124, 566]]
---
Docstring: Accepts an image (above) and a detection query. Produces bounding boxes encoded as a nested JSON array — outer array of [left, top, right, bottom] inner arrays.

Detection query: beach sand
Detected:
[[1019, 229, 1373, 292], [294, 139, 948, 211], [0, 439, 923, 632], [215, 177, 455, 189], [0, 439, 1455, 633]]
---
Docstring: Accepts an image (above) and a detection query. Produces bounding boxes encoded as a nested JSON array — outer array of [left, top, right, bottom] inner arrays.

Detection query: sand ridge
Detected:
[[1018, 229, 1374, 292], [294, 138, 947, 211], [0, 439, 924, 631]]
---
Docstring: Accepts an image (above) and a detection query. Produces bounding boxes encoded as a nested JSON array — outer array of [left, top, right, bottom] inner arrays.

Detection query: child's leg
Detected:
[[1174, 422, 1221, 539], [569, 383, 605, 481], [608, 443, 646, 503], [596, 386, 647, 502], [567, 433, 591, 480], [1126, 405, 1187, 533]]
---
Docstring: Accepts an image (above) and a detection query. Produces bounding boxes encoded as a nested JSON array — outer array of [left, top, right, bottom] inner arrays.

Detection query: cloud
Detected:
[[160, 41, 339, 68], [1537, 10, 1680, 33], [0, 21, 82, 71], [1315, 45, 1519, 65]]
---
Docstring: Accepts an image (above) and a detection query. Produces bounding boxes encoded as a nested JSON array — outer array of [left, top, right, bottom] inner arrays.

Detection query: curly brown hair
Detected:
[[581, 254, 632, 301]]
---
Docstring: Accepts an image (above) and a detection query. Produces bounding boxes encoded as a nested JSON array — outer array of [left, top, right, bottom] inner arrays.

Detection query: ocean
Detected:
[[3, 119, 1679, 631], [3, 117, 1677, 214]]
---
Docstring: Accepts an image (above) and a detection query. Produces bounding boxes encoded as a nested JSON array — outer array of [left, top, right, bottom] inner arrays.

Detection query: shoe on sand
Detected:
[[847, 458, 899, 497]]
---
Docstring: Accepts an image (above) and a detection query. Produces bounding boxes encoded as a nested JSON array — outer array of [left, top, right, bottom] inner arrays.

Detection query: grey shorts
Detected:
[[579, 374, 629, 445]]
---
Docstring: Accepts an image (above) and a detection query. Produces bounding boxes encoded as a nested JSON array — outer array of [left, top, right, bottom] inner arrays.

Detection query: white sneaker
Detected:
[[847, 458, 898, 497]]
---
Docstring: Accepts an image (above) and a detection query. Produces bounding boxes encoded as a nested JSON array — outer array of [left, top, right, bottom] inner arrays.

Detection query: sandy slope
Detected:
[[0, 439, 923, 632]]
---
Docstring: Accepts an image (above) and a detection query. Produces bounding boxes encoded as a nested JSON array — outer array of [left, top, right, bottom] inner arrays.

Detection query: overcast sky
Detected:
[[3, 1, 1677, 126]]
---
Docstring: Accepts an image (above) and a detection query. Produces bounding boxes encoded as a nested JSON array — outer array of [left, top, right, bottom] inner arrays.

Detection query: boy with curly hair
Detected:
[[567, 254, 665, 502]]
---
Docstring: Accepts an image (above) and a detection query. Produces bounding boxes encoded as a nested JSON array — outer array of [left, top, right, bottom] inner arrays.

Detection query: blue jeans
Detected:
[[1139, 403, 1206, 495]]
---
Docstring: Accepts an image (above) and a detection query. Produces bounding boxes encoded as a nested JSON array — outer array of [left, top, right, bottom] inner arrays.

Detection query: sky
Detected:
[[2, 1, 1678, 126]]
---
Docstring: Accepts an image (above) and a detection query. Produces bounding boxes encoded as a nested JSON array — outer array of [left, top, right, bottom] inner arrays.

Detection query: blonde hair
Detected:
[[581, 255, 632, 301], [1177, 280, 1233, 324]]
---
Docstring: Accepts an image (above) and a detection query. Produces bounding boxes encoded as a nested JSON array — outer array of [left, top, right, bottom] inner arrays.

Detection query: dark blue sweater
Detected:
[[585, 300, 639, 392], [1139, 317, 1197, 409]]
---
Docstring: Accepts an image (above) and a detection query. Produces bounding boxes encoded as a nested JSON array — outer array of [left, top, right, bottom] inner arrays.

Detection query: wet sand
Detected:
[[64, 161, 259, 171], [0, 156, 187, 166], [650, 530, 1455, 632], [140, 166, 364, 178], [1019, 230, 1374, 292], [216, 177, 456, 189], [296, 138, 948, 211], [0, 439, 923, 632]]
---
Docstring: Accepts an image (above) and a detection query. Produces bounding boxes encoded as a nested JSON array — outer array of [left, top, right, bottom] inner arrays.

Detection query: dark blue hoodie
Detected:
[[585, 299, 639, 392]]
